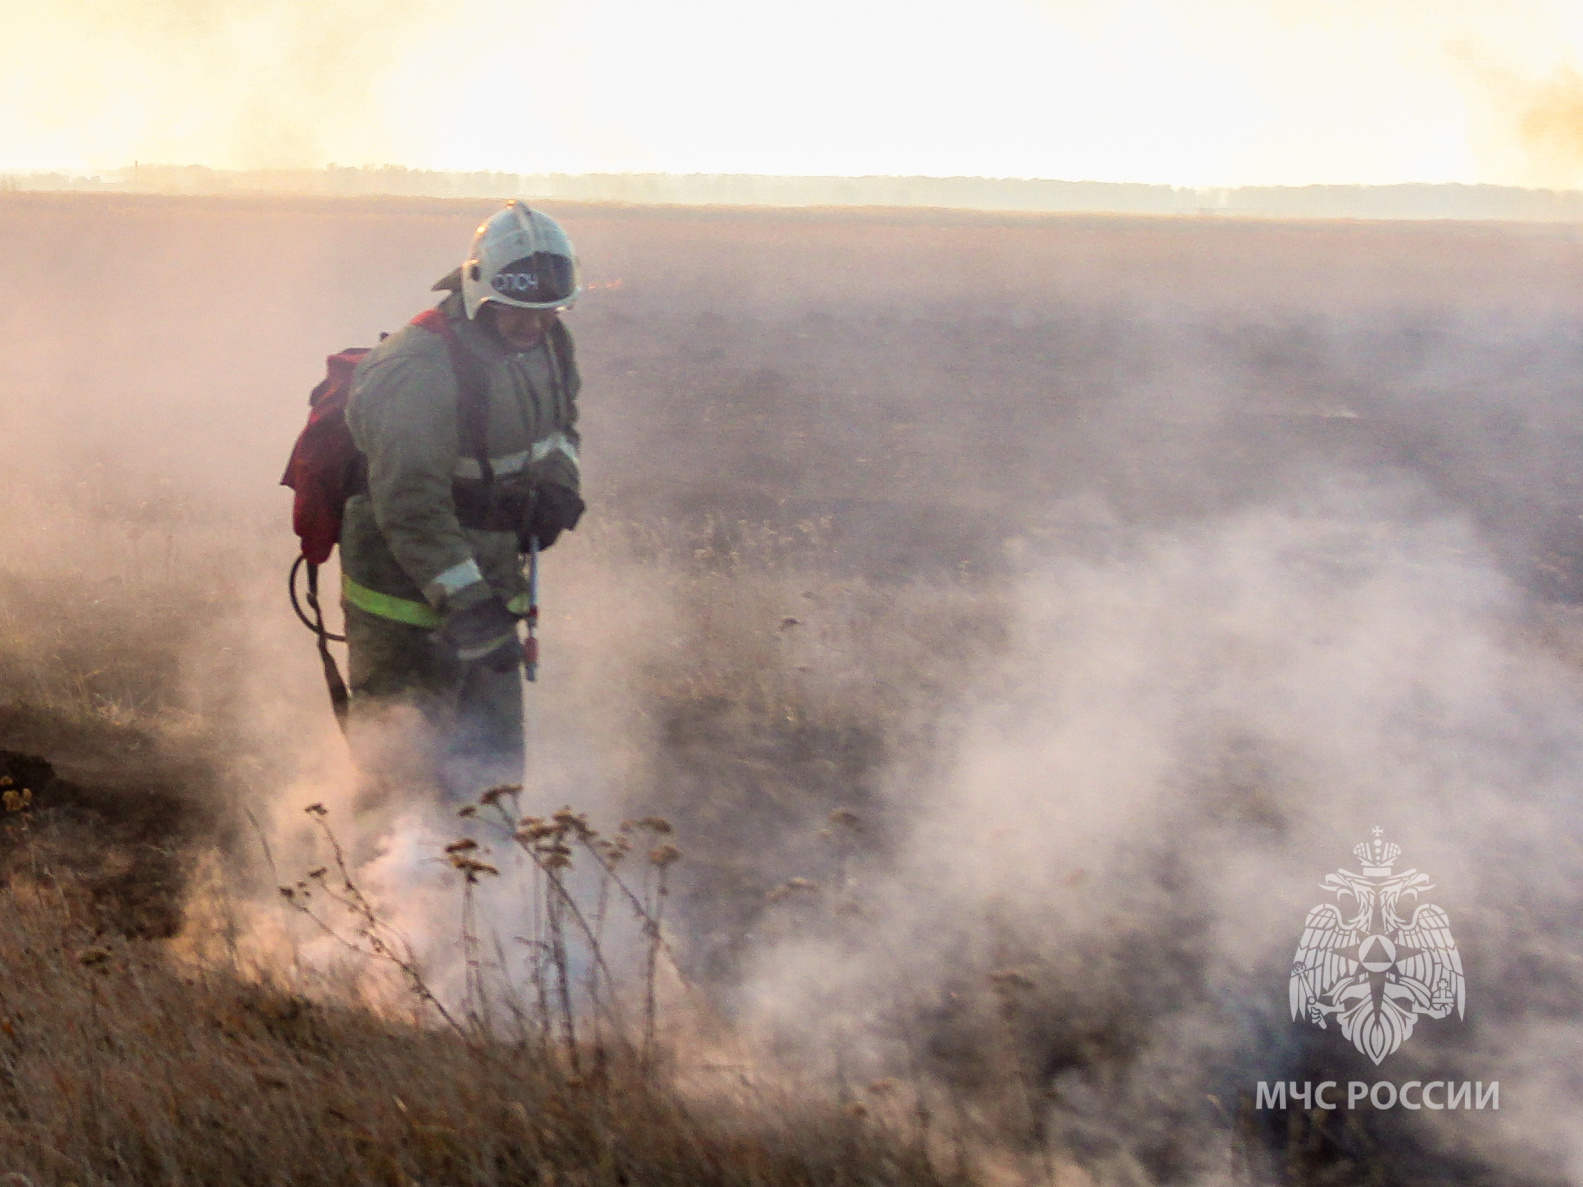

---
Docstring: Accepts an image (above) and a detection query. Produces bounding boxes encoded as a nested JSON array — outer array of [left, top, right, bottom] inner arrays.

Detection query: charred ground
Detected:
[[0, 193, 1581, 1183]]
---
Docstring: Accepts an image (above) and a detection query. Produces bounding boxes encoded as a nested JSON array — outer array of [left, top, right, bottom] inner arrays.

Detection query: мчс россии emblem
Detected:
[[1289, 828, 1464, 1065]]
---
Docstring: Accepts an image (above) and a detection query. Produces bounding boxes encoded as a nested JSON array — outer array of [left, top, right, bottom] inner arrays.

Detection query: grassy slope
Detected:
[[0, 873, 950, 1185]]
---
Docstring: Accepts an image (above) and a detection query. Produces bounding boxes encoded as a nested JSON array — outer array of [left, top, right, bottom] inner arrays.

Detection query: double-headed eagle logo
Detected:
[[1289, 827, 1464, 1064]]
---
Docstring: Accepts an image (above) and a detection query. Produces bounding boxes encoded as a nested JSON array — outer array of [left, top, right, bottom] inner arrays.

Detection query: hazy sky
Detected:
[[4, 0, 1582, 187]]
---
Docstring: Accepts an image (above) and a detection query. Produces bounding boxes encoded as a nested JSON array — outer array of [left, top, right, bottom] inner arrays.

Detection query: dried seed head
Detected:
[[542, 853, 571, 870], [278, 886, 295, 900], [649, 844, 682, 868], [551, 807, 592, 836], [457, 805, 478, 818], [306, 867, 328, 880], [634, 816, 673, 835], [479, 784, 522, 806], [867, 1079, 897, 1095], [594, 837, 630, 865], [304, 802, 327, 817], [444, 839, 479, 854], [829, 808, 861, 829]]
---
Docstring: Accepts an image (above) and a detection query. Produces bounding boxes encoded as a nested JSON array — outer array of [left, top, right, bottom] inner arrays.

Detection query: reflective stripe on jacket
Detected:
[[341, 573, 533, 628], [341, 291, 580, 623]]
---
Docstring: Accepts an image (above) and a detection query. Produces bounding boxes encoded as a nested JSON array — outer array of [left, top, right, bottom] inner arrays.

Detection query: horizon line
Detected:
[[6, 167, 1583, 223], [7, 163, 1583, 196]]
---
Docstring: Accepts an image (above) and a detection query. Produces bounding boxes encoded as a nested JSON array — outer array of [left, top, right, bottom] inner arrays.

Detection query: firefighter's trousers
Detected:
[[342, 603, 524, 806]]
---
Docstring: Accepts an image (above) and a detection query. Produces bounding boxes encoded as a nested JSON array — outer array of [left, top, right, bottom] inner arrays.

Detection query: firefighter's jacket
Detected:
[[341, 292, 580, 628]]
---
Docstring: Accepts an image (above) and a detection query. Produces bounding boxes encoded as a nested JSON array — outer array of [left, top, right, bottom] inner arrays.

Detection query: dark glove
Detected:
[[440, 597, 521, 672], [520, 483, 586, 551]]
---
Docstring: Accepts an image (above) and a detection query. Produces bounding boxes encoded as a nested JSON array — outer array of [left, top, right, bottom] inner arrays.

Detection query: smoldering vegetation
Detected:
[[1, 192, 1583, 1183]]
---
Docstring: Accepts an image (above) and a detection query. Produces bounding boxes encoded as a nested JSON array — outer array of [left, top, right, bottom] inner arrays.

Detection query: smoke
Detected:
[[1454, 47, 1583, 190], [734, 485, 1583, 1179], [5, 0, 1583, 185], [1519, 66, 1583, 186], [0, 0, 455, 171], [6, 192, 1583, 1180]]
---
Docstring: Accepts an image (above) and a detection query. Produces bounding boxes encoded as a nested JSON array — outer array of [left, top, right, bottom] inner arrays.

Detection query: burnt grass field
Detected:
[[0, 192, 1581, 1183]]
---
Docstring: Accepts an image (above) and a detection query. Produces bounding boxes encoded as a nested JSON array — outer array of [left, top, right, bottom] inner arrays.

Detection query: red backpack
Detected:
[[282, 345, 372, 566], [281, 307, 480, 564], [280, 307, 485, 729]]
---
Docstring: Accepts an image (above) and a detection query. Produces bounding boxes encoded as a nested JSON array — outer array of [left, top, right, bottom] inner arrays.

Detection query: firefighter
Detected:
[[340, 202, 584, 803]]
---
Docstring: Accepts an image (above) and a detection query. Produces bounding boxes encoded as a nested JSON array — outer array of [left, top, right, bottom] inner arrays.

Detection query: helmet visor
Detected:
[[488, 252, 577, 307]]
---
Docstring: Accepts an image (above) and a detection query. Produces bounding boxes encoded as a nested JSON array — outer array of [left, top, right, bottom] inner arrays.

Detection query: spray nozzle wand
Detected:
[[523, 534, 540, 682]]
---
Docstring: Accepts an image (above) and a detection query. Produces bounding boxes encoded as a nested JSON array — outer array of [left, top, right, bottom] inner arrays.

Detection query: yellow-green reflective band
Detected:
[[341, 574, 443, 629], [506, 592, 533, 615]]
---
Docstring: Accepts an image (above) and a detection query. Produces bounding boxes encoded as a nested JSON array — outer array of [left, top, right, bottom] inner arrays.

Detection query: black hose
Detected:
[[289, 555, 347, 643]]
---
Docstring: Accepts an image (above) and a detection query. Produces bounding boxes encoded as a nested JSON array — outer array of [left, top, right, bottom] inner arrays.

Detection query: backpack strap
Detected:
[[545, 318, 577, 421], [411, 307, 492, 485]]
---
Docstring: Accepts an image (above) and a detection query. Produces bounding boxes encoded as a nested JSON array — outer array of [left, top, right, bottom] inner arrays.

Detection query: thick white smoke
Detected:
[[735, 480, 1583, 1180]]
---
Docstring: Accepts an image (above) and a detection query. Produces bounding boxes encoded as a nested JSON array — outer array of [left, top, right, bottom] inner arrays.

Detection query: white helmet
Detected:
[[460, 201, 580, 318]]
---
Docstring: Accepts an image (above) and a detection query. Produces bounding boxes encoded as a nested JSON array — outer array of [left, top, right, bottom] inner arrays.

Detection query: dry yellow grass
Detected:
[[0, 509, 1000, 1183], [0, 864, 956, 1186]]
